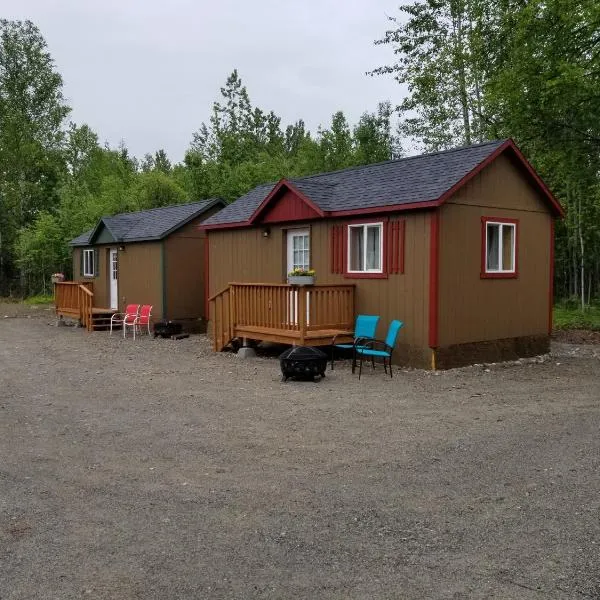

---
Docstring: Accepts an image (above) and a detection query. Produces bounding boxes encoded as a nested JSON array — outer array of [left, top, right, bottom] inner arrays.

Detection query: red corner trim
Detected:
[[204, 235, 210, 319], [428, 210, 440, 349], [549, 219, 555, 334], [480, 216, 519, 279]]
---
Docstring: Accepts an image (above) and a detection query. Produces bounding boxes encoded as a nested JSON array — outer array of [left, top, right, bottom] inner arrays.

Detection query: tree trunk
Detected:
[[453, 11, 472, 146], [578, 196, 585, 311]]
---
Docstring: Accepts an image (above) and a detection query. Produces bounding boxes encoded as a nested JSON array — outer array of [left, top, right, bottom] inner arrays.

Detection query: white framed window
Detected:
[[83, 249, 95, 277], [347, 222, 383, 273], [291, 231, 310, 271], [484, 220, 517, 275]]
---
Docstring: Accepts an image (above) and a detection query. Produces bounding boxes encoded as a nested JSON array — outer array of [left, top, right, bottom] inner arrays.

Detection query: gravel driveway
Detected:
[[1, 306, 600, 599]]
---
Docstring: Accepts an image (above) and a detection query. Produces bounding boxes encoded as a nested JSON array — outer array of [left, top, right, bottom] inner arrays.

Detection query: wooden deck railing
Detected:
[[209, 283, 355, 351], [54, 281, 95, 331]]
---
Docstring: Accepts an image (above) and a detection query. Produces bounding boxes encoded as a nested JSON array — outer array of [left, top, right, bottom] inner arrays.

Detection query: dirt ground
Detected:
[[1, 304, 600, 599]]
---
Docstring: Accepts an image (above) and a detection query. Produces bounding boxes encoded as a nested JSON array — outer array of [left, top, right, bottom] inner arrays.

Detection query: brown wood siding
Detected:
[[117, 243, 163, 317], [438, 154, 552, 347], [73, 245, 111, 308], [164, 214, 213, 321], [208, 212, 431, 364]]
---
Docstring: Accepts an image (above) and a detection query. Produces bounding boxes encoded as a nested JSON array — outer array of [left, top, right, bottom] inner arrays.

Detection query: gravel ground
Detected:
[[1, 305, 600, 599]]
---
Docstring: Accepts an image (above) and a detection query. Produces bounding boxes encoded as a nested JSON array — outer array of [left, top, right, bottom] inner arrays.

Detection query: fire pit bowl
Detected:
[[153, 320, 182, 339], [279, 346, 328, 382]]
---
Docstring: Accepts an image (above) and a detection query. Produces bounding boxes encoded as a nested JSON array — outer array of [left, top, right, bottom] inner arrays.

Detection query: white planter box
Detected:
[[288, 275, 315, 286]]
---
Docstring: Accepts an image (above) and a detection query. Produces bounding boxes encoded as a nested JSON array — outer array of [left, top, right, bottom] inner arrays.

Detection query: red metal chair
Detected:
[[110, 304, 140, 336], [127, 304, 153, 339]]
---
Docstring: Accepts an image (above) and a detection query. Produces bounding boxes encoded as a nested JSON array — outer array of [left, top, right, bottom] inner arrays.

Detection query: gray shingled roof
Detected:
[[203, 140, 508, 226], [70, 198, 224, 246]]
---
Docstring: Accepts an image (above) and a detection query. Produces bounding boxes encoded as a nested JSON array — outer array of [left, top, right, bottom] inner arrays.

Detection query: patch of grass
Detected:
[[23, 294, 54, 305], [554, 303, 600, 331]]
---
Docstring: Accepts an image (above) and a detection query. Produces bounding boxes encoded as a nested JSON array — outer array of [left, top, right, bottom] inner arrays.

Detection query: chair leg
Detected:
[[371, 356, 375, 370], [358, 355, 363, 380], [331, 347, 335, 371], [383, 359, 388, 375], [389, 358, 393, 378]]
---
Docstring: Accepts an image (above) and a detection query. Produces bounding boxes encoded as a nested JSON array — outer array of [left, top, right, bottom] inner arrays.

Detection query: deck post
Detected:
[[298, 287, 307, 346]]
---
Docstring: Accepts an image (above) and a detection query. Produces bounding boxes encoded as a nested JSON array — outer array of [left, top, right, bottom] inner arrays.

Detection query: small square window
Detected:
[[483, 219, 517, 277]]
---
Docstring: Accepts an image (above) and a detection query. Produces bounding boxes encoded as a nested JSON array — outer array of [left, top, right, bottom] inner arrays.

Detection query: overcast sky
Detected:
[[6, 0, 405, 162]]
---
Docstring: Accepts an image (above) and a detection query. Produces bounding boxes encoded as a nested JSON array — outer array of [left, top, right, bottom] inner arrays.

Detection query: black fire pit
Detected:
[[279, 346, 328, 382], [153, 320, 182, 338]]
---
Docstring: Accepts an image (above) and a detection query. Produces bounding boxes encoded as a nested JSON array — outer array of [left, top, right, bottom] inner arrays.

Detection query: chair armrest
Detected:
[[332, 332, 352, 345], [354, 336, 376, 347], [360, 338, 392, 354]]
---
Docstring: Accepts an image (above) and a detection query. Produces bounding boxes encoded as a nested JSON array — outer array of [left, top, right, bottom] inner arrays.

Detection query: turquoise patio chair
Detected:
[[330, 314, 380, 370], [354, 320, 404, 380]]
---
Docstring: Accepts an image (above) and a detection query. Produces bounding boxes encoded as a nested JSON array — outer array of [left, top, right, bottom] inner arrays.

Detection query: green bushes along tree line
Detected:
[[1, 3, 599, 306]]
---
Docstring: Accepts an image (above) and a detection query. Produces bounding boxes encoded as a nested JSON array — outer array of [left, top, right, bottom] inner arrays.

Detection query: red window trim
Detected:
[[343, 217, 389, 279], [480, 216, 519, 279]]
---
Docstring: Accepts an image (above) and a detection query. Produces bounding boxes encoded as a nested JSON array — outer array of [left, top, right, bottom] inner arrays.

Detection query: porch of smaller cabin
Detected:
[[54, 281, 115, 331], [209, 283, 355, 351]]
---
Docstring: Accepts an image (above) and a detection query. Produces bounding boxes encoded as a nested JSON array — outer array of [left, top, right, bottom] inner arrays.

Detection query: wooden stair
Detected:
[[90, 308, 117, 331]]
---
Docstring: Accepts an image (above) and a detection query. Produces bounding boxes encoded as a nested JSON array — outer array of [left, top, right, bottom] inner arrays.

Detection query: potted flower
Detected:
[[51, 272, 65, 284], [288, 268, 315, 286]]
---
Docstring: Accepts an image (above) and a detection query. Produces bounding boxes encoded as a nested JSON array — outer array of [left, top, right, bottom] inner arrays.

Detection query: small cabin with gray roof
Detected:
[[68, 198, 224, 328], [202, 139, 563, 369]]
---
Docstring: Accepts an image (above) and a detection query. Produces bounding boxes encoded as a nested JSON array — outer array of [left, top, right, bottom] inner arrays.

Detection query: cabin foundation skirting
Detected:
[[432, 335, 550, 370]]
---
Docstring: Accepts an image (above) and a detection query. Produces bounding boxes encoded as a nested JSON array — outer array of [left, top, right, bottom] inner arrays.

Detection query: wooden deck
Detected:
[[54, 282, 117, 331], [210, 283, 355, 351]]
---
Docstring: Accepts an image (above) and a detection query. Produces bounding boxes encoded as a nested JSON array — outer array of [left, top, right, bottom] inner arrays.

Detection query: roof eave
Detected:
[[435, 139, 564, 218], [202, 139, 564, 230], [157, 197, 227, 239]]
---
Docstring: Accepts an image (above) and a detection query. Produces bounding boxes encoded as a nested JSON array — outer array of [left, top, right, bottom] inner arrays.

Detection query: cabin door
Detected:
[[286, 229, 310, 326], [109, 248, 118, 310]]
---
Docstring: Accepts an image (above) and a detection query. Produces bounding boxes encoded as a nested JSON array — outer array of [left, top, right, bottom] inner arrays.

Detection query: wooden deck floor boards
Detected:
[[234, 325, 353, 346]]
